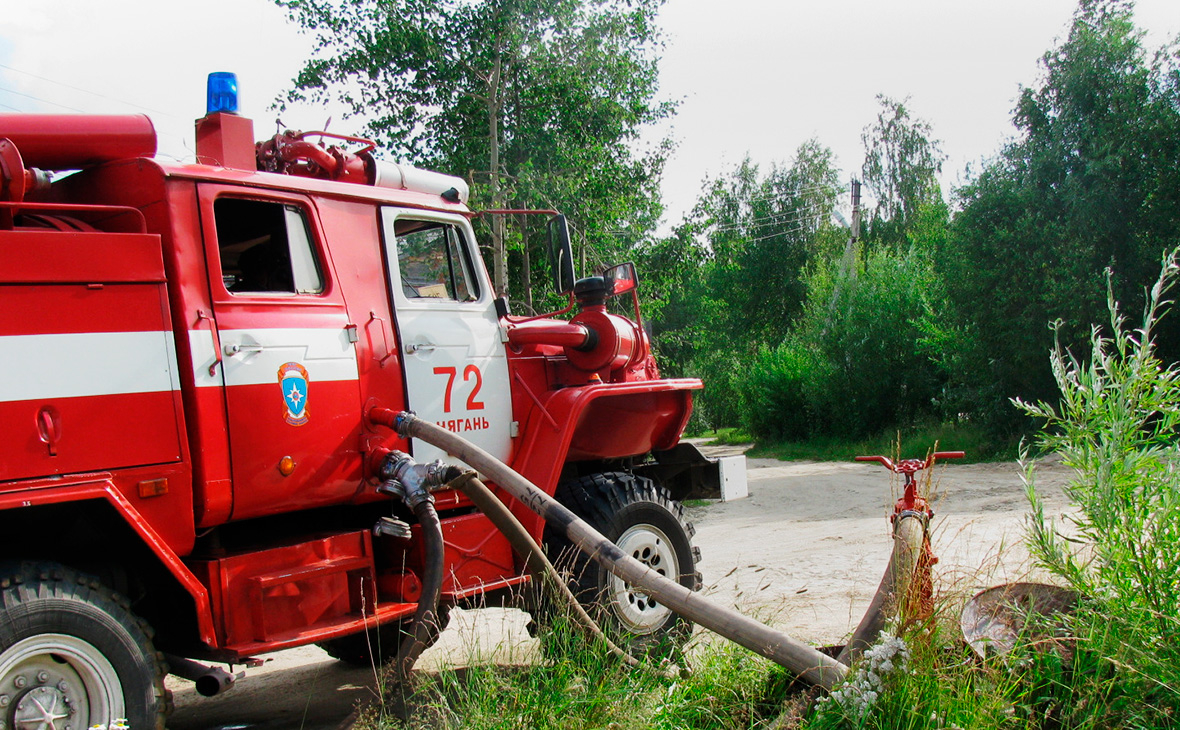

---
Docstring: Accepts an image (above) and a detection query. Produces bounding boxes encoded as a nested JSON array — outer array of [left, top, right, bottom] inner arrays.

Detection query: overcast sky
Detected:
[[1, 0, 1177, 228]]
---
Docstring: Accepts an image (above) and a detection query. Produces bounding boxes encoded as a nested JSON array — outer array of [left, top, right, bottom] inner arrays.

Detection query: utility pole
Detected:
[[850, 179, 861, 244], [839, 179, 861, 280], [823, 178, 862, 336]]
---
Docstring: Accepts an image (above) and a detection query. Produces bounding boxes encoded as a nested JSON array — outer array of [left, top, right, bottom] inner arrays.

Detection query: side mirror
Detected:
[[602, 262, 638, 297], [546, 214, 576, 295]]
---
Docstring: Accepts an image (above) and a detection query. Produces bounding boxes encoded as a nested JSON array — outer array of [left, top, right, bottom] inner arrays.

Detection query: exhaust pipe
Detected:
[[164, 654, 242, 697]]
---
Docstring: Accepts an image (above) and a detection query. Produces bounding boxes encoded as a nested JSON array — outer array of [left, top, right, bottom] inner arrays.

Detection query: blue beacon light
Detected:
[[206, 72, 239, 115]]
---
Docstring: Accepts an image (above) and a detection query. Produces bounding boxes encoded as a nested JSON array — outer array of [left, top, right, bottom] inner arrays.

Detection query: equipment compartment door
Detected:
[[380, 209, 512, 465], [200, 187, 362, 521]]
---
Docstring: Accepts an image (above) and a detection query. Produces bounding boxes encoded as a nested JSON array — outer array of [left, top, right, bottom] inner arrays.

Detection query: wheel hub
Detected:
[[0, 635, 123, 730], [608, 524, 677, 633], [12, 683, 70, 730]]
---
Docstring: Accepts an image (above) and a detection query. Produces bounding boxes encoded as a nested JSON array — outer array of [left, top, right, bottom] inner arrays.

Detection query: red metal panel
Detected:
[[504, 379, 701, 539], [1, 392, 182, 481], [564, 390, 693, 460], [312, 197, 412, 502], [0, 231, 164, 285], [407, 513, 517, 596], [218, 379, 364, 517], [160, 180, 235, 528], [0, 283, 171, 335], [192, 531, 390, 650], [194, 113, 256, 171], [0, 277, 184, 481]]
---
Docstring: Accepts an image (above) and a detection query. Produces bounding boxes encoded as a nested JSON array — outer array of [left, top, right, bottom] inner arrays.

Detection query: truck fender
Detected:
[[0, 480, 217, 646], [505, 378, 700, 536]]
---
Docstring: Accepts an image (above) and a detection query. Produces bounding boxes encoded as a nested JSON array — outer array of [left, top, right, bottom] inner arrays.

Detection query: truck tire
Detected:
[[317, 606, 451, 667], [0, 562, 168, 730], [543, 472, 702, 653]]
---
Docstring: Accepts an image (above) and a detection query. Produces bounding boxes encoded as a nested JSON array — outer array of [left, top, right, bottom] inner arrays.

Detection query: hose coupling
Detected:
[[376, 450, 459, 510], [393, 411, 418, 438], [374, 516, 413, 540], [894, 508, 932, 526]]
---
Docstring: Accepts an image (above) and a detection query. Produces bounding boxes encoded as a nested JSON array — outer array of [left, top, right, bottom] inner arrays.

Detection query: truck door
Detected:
[[380, 208, 512, 464], [200, 188, 362, 521]]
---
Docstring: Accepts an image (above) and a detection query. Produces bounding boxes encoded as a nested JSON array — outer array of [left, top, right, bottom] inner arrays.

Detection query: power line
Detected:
[[0, 85, 87, 113], [704, 200, 831, 235], [744, 220, 823, 244], [695, 187, 837, 220], [0, 63, 181, 120], [698, 183, 841, 208]]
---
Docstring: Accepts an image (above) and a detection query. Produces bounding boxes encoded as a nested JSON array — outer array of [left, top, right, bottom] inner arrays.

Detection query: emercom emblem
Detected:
[[278, 362, 310, 426]]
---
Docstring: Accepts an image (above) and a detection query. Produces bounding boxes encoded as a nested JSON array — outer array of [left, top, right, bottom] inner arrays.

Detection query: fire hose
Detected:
[[374, 452, 452, 683], [836, 514, 924, 664], [448, 471, 651, 671], [372, 409, 849, 690]]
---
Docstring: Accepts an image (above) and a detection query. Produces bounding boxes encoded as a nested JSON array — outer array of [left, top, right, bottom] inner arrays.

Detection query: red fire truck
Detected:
[[0, 76, 715, 727]]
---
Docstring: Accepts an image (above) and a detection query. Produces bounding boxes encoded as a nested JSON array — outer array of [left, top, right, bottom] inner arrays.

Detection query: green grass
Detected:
[[688, 426, 755, 445], [744, 421, 1019, 464], [363, 619, 788, 730]]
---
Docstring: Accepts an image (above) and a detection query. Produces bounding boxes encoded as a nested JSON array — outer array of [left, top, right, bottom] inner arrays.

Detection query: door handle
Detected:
[[406, 343, 436, 354], [37, 407, 60, 457], [224, 343, 265, 356]]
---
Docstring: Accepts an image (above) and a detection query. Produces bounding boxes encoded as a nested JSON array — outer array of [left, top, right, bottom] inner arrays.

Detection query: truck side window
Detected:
[[394, 220, 477, 302], [214, 198, 324, 295]]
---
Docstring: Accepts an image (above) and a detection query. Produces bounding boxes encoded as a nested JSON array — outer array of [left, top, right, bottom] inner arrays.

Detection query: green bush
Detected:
[[687, 350, 747, 433], [739, 246, 954, 442], [741, 340, 821, 441], [1016, 251, 1180, 725]]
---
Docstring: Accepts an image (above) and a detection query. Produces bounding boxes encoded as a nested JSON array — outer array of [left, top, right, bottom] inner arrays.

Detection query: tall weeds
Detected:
[[1014, 250, 1180, 725]]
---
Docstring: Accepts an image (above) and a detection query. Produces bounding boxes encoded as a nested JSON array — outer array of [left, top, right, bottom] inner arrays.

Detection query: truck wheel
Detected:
[[543, 472, 702, 653], [0, 563, 168, 730], [317, 606, 451, 667]]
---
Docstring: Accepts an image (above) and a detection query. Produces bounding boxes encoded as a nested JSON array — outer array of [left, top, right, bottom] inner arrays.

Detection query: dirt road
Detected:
[[687, 454, 1071, 643], [167, 455, 1072, 728]]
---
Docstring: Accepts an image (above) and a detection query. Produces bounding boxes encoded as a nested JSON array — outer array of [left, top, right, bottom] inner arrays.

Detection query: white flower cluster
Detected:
[[820, 636, 911, 721]]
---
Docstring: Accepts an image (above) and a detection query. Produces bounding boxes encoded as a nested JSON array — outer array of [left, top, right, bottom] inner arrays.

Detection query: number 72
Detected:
[[433, 365, 485, 412]]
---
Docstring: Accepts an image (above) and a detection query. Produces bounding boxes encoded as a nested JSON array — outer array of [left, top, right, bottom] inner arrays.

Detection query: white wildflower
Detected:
[[818, 635, 911, 722]]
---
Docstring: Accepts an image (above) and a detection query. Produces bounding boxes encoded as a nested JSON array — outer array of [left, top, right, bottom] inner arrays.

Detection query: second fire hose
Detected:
[[374, 408, 849, 690]]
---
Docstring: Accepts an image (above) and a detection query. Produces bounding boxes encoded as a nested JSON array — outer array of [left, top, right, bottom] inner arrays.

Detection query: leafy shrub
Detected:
[[740, 246, 954, 441], [741, 340, 822, 441], [1016, 251, 1180, 725]]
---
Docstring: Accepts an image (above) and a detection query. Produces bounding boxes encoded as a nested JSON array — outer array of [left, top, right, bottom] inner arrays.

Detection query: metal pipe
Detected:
[[506, 320, 594, 350], [164, 654, 240, 697], [376, 409, 848, 689], [0, 114, 156, 170]]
